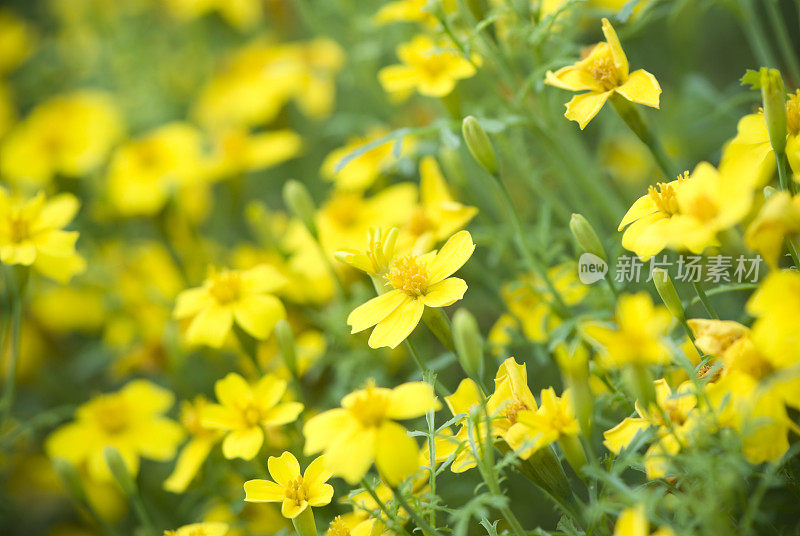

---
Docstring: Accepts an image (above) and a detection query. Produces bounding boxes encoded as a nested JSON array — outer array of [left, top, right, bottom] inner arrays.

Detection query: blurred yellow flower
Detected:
[[746, 270, 800, 369], [206, 128, 302, 180], [0, 10, 35, 74], [347, 230, 474, 349], [46, 380, 184, 481], [0, 189, 86, 282], [303, 380, 440, 484], [321, 127, 399, 191], [164, 396, 223, 493], [173, 264, 287, 348], [201, 373, 303, 460], [0, 82, 16, 139], [618, 163, 751, 260], [373, 0, 456, 27], [106, 122, 205, 217], [1, 91, 122, 188], [545, 18, 660, 129], [583, 292, 671, 367], [379, 35, 479, 98], [745, 190, 800, 267], [244, 451, 333, 518], [613, 505, 675, 536], [164, 522, 229, 536]]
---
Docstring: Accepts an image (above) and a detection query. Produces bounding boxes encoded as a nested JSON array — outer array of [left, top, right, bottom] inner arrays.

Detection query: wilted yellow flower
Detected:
[[545, 18, 660, 129], [0, 188, 86, 282], [106, 122, 205, 217], [1, 91, 122, 188], [163, 396, 223, 493], [618, 163, 751, 260], [244, 452, 333, 518], [347, 230, 474, 349], [164, 522, 229, 536], [583, 293, 671, 367], [46, 380, 184, 481], [303, 380, 440, 484], [506, 387, 580, 459], [744, 191, 800, 267], [486, 357, 539, 443], [173, 265, 286, 349], [378, 35, 479, 98], [201, 373, 303, 460]]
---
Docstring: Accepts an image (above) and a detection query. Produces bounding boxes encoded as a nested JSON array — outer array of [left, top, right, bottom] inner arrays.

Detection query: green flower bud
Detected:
[[274, 319, 298, 376], [452, 308, 485, 381], [103, 446, 136, 496], [283, 180, 318, 237], [569, 213, 606, 261], [52, 457, 89, 506], [652, 268, 684, 322], [762, 68, 787, 155], [462, 116, 497, 175]]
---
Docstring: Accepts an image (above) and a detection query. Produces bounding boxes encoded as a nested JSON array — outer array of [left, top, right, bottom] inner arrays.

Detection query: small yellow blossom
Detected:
[[201, 373, 304, 460], [303, 380, 440, 484], [46, 380, 184, 481], [378, 35, 479, 98], [618, 163, 752, 260], [206, 128, 302, 180], [244, 452, 333, 518], [347, 230, 474, 349], [164, 522, 229, 536], [486, 357, 540, 444], [173, 265, 287, 348], [0, 188, 86, 282], [545, 18, 660, 129], [583, 292, 671, 367]]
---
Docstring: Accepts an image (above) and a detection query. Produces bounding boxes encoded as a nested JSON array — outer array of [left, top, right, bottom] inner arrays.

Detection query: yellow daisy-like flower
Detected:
[[173, 264, 287, 349], [0, 188, 86, 283], [244, 451, 333, 519], [303, 380, 440, 484], [506, 387, 580, 459], [164, 522, 229, 536], [201, 372, 304, 460], [545, 18, 660, 129], [346, 230, 475, 349], [583, 292, 671, 368], [45, 380, 184, 482], [378, 35, 479, 98], [617, 162, 751, 260]]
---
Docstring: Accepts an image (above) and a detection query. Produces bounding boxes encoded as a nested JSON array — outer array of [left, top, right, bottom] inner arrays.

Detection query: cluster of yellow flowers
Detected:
[[3, 1, 800, 536]]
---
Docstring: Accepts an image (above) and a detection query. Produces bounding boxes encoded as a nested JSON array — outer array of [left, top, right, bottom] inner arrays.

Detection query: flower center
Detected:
[[648, 174, 686, 216], [686, 193, 718, 222], [328, 516, 352, 536], [285, 475, 308, 504], [407, 208, 434, 237], [91, 396, 131, 435], [587, 51, 622, 90], [242, 404, 263, 426], [209, 272, 242, 304], [504, 399, 529, 425], [8, 214, 30, 243], [787, 91, 800, 137], [348, 382, 390, 427], [386, 253, 429, 295]]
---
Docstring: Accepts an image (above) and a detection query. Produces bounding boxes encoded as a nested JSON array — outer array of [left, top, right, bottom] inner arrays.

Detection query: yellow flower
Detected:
[[303, 380, 440, 484], [373, 0, 456, 27], [613, 505, 675, 536], [442, 378, 485, 473], [321, 127, 400, 191], [506, 387, 580, 459], [45, 380, 184, 482], [746, 270, 800, 370], [545, 18, 660, 129], [0, 188, 86, 282], [201, 373, 304, 460], [206, 128, 302, 180], [173, 265, 287, 348], [347, 230, 474, 349], [164, 522, 229, 536], [486, 357, 540, 442], [1, 91, 122, 188], [163, 396, 224, 493], [0, 10, 35, 74], [583, 292, 671, 367], [244, 452, 333, 518], [378, 35, 479, 98], [336, 227, 400, 277], [618, 163, 752, 260], [106, 122, 205, 217], [744, 190, 800, 267]]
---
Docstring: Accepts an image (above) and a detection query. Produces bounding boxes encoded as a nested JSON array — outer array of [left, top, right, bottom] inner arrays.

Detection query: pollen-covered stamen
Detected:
[[285, 475, 308, 505], [504, 399, 529, 425], [786, 90, 800, 136], [587, 51, 622, 90], [386, 253, 429, 295], [348, 381, 390, 427], [209, 271, 242, 304], [328, 516, 352, 536]]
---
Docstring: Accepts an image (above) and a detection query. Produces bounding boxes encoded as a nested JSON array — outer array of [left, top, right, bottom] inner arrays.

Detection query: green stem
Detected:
[[391, 485, 444, 536], [1, 267, 27, 425], [611, 95, 677, 178], [736, 0, 779, 69], [404, 339, 451, 397], [692, 281, 719, 319], [292, 506, 318, 536], [359, 478, 413, 536]]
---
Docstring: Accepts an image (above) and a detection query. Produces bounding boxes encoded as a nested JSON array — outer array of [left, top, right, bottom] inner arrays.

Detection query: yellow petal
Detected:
[[268, 451, 301, 485], [603, 417, 649, 454], [565, 91, 612, 130], [134, 418, 185, 460], [215, 373, 252, 409], [221, 426, 264, 460], [253, 375, 288, 409], [375, 421, 419, 485], [348, 289, 410, 334], [601, 18, 629, 78], [326, 427, 377, 484], [378, 65, 418, 94], [233, 294, 286, 340], [307, 483, 334, 507], [420, 277, 467, 307], [262, 402, 304, 426], [200, 404, 238, 430], [173, 288, 210, 319], [386, 382, 440, 419], [241, 264, 288, 294], [243, 478, 285, 502], [282, 499, 308, 519], [303, 408, 358, 454], [614, 505, 648, 536], [618, 193, 658, 231], [164, 437, 216, 493], [427, 230, 475, 283], [545, 66, 603, 93], [303, 454, 333, 486], [615, 70, 661, 108], [186, 305, 234, 348], [368, 297, 425, 349], [120, 380, 175, 414], [33, 193, 79, 231], [445, 378, 482, 416], [420, 156, 453, 208]]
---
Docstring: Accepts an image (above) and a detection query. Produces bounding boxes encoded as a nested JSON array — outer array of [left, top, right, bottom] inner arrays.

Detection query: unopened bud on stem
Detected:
[[453, 308, 485, 381], [283, 180, 318, 237], [462, 116, 497, 175], [652, 268, 684, 322], [761, 68, 787, 155], [569, 213, 606, 261]]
